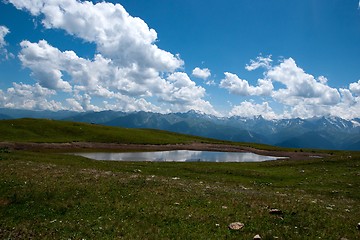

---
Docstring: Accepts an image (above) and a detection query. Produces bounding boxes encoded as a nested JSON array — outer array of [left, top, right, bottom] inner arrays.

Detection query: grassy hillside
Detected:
[[0, 118, 221, 145]]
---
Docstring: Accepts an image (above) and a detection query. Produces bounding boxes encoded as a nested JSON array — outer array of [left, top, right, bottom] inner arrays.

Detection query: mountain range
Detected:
[[1, 108, 359, 150]]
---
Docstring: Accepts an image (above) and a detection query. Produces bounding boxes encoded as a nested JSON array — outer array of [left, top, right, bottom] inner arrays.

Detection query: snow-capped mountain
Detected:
[[1, 108, 360, 150]]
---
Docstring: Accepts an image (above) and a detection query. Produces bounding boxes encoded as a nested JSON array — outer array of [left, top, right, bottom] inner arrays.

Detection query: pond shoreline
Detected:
[[0, 142, 327, 160], [72, 150, 286, 162]]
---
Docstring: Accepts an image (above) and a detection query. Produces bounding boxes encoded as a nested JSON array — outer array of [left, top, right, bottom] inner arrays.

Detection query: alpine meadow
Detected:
[[1, 1, 360, 239]]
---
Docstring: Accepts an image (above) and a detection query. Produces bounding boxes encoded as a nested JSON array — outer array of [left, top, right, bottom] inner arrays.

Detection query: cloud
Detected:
[[192, 67, 215, 85], [159, 72, 218, 114], [6, 0, 217, 115], [268, 58, 341, 106], [19, 40, 73, 91], [0, 25, 14, 60], [9, 0, 183, 72], [263, 58, 360, 119], [266, 58, 343, 119], [245, 55, 272, 71], [229, 101, 277, 120], [0, 82, 64, 111], [349, 80, 360, 95], [328, 88, 360, 120], [219, 72, 273, 96], [223, 56, 355, 119], [329, 82, 360, 119], [0, 26, 9, 48], [17, 39, 216, 114], [4, 1, 360, 120], [65, 98, 84, 112], [192, 67, 211, 79]]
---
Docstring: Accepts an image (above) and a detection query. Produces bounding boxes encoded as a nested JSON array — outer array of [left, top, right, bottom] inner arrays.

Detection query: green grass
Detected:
[[0, 150, 359, 239], [0, 118, 359, 239], [0, 118, 221, 144]]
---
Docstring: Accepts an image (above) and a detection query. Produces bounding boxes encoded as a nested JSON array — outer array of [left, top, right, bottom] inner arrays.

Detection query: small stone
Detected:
[[253, 234, 262, 240], [228, 222, 244, 230], [269, 208, 283, 215], [357, 222, 360, 230]]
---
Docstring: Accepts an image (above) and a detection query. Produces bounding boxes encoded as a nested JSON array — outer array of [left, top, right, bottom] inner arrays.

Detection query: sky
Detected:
[[0, 0, 360, 119]]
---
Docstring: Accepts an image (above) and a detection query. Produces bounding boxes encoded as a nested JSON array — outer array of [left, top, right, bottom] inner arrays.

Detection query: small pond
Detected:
[[72, 150, 286, 162]]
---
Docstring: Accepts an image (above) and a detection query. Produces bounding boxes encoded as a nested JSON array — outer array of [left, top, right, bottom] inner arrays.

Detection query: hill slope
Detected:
[[0, 118, 220, 145]]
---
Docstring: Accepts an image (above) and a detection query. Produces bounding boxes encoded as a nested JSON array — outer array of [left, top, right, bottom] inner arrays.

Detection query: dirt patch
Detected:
[[0, 199, 10, 206], [0, 142, 327, 160]]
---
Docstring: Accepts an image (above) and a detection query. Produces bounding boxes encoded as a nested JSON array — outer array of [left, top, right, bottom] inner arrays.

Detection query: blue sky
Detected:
[[0, 0, 360, 119]]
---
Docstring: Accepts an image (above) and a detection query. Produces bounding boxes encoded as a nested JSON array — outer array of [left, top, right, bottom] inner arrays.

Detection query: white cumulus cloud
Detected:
[[229, 101, 277, 120], [349, 80, 360, 95], [9, 0, 183, 72], [0, 82, 64, 111], [192, 67, 211, 79], [16, 39, 216, 114], [159, 72, 218, 114], [19, 40, 73, 91], [268, 58, 341, 106], [266, 58, 344, 119], [219, 72, 273, 96], [223, 55, 354, 119], [5, 0, 217, 114], [0, 25, 9, 48], [328, 88, 360, 119], [245, 55, 272, 71], [0, 25, 13, 60], [4, 1, 360, 120]]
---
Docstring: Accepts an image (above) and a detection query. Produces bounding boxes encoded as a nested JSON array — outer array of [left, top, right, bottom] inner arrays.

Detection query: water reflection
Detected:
[[73, 150, 284, 162]]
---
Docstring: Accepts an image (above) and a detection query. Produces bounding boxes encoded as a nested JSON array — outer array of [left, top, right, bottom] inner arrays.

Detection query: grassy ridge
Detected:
[[0, 118, 318, 153], [0, 118, 220, 144]]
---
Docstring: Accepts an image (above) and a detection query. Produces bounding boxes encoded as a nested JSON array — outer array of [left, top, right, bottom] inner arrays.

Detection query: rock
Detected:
[[228, 222, 244, 230], [357, 222, 360, 230], [269, 208, 283, 215], [253, 234, 261, 239]]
